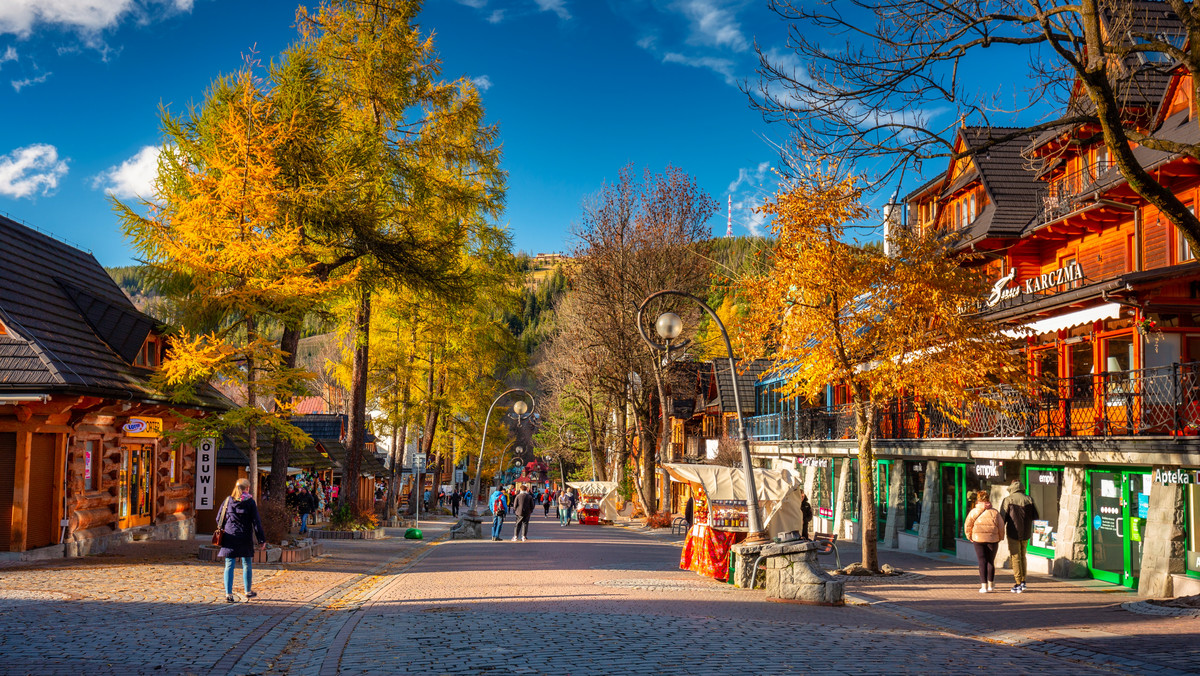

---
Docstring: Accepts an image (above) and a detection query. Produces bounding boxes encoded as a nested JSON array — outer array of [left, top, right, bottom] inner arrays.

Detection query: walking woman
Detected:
[[964, 489, 1004, 593], [216, 478, 266, 603]]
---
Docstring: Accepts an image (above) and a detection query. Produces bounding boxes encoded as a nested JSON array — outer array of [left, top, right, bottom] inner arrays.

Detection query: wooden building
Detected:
[[0, 216, 228, 557], [747, 37, 1200, 597]]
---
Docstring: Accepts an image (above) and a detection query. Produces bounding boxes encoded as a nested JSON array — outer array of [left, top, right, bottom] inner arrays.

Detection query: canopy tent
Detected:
[[663, 463, 804, 538], [567, 481, 620, 522]]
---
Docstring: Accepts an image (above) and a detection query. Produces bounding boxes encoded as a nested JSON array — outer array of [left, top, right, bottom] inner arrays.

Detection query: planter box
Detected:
[[197, 542, 323, 563], [308, 528, 385, 540]]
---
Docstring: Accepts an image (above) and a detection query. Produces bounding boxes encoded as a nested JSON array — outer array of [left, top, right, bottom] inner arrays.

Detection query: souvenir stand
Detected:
[[664, 464, 804, 582], [566, 481, 619, 525]]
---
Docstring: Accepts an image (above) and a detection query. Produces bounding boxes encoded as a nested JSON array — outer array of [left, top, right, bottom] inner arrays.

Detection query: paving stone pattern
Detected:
[[1, 516, 1197, 675]]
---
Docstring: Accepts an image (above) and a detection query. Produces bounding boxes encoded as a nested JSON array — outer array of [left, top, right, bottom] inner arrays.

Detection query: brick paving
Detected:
[[1, 514, 1196, 674]]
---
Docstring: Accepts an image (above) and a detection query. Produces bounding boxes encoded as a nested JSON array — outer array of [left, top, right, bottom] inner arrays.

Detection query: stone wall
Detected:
[[1138, 474, 1187, 598]]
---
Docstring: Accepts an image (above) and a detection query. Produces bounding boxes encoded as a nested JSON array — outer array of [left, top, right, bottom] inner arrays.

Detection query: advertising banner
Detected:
[[195, 437, 216, 510]]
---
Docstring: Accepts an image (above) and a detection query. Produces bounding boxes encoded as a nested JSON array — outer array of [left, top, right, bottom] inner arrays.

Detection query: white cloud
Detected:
[[637, 35, 657, 50], [0, 144, 68, 199], [0, 0, 136, 37], [487, 9, 505, 23], [673, 0, 748, 52], [662, 51, 737, 86], [470, 75, 493, 92], [11, 71, 50, 92], [727, 161, 775, 236], [93, 145, 159, 199], [456, 0, 489, 7], [0, 46, 15, 67], [533, 0, 570, 20]]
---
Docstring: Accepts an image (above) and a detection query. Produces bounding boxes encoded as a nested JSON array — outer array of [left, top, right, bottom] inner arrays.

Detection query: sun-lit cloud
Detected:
[[487, 10, 505, 23], [93, 145, 159, 199], [662, 52, 737, 86], [0, 143, 68, 199], [533, 0, 570, 20], [11, 71, 50, 92], [470, 75, 493, 92], [727, 161, 775, 236], [674, 0, 748, 52], [456, 0, 489, 8], [0, 46, 16, 68], [0, 0, 195, 53]]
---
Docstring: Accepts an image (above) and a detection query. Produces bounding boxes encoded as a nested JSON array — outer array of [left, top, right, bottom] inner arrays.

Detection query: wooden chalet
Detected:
[[0, 215, 229, 557]]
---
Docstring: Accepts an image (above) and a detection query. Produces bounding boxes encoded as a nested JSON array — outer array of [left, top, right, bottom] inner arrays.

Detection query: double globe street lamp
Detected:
[[636, 289, 766, 542], [469, 388, 535, 516]]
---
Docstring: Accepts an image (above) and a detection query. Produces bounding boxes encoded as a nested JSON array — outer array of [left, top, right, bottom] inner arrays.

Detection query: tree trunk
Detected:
[[637, 408, 656, 515], [653, 368, 671, 514], [852, 389, 879, 572], [615, 404, 628, 496], [268, 324, 302, 506], [343, 288, 370, 510], [246, 315, 259, 499]]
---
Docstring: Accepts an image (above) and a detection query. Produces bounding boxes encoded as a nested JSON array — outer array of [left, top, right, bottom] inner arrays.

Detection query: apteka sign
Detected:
[[987, 260, 1085, 308]]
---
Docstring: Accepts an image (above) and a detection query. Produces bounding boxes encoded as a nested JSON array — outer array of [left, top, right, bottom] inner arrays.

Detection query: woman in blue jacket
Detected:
[[216, 478, 266, 603]]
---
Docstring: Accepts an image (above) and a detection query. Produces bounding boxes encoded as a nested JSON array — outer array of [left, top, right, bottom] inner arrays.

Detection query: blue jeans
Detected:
[[300, 513, 309, 533], [491, 514, 505, 539], [224, 556, 252, 595], [559, 507, 572, 525]]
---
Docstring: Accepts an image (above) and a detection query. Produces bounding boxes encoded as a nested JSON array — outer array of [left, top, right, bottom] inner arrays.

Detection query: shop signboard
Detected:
[[973, 460, 1002, 480], [453, 468, 464, 484], [194, 437, 216, 510], [797, 457, 829, 468], [986, 260, 1085, 308], [1030, 470, 1059, 485], [1189, 550, 1200, 572], [1153, 468, 1200, 485], [123, 416, 163, 438]]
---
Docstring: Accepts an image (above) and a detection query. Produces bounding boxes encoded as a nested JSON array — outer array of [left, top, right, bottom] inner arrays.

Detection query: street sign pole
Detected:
[[412, 453, 426, 531]]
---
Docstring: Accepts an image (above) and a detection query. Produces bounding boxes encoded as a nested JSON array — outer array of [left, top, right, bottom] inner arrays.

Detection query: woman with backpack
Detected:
[[964, 489, 1004, 593], [216, 478, 266, 603]]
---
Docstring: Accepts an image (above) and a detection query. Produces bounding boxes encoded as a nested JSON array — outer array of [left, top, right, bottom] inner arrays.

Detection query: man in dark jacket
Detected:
[[449, 490, 462, 517], [1000, 480, 1039, 593], [512, 486, 537, 541], [297, 486, 316, 534]]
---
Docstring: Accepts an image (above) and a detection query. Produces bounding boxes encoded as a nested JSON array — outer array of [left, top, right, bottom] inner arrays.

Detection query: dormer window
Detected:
[[135, 335, 161, 368]]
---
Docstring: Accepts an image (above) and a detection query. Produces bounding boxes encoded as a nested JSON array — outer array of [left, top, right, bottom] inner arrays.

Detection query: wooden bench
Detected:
[[813, 531, 840, 568]]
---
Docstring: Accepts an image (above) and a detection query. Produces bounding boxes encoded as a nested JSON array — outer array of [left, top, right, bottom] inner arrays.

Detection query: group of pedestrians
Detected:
[[964, 480, 1039, 594], [487, 485, 579, 541]]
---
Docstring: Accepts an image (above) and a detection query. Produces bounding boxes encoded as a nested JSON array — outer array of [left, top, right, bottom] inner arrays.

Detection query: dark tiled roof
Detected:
[[713, 359, 769, 414], [944, 127, 1042, 245], [0, 215, 227, 408], [291, 414, 345, 441]]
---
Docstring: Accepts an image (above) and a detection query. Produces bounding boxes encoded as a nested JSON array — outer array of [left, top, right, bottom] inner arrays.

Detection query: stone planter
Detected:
[[760, 541, 845, 606], [308, 528, 385, 540], [729, 542, 769, 589], [449, 515, 484, 540], [197, 542, 323, 563]]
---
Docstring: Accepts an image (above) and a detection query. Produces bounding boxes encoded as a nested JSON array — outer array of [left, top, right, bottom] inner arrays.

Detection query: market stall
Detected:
[[664, 463, 804, 581], [566, 481, 619, 525]]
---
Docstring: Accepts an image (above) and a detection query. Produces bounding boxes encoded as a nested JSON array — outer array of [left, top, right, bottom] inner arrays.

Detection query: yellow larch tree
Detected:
[[737, 173, 1023, 571]]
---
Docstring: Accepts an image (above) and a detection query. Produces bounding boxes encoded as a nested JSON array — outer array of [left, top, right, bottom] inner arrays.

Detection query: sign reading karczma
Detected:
[[195, 437, 216, 510], [987, 260, 1084, 307]]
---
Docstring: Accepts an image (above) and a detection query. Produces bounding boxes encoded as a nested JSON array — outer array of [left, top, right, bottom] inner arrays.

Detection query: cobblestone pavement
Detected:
[[2, 515, 1196, 675]]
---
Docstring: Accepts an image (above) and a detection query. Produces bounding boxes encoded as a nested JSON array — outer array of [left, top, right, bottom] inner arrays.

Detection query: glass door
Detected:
[[940, 463, 967, 553], [1086, 469, 1150, 588], [118, 445, 154, 529]]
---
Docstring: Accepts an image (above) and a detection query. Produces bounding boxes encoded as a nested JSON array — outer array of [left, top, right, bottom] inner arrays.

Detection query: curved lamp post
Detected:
[[469, 388, 535, 516], [636, 289, 766, 541]]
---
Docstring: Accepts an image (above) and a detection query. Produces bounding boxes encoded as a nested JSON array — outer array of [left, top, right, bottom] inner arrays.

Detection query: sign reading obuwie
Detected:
[[195, 437, 217, 510]]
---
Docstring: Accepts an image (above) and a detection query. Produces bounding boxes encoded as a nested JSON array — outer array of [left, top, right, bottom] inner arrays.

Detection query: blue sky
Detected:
[[0, 0, 834, 266]]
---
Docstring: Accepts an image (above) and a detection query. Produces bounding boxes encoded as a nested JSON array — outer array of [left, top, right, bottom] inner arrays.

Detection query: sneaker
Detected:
[[226, 594, 237, 603], [987, 582, 994, 592], [979, 584, 988, 594], [1018, 582, 1027, 592], [520, 537, 528, 542], [1010, 584, 1021, 593], [244, 591, 257, 599]]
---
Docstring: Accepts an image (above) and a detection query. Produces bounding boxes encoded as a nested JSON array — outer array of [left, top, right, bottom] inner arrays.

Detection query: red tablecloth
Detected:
[[679, 525, 742, 581]]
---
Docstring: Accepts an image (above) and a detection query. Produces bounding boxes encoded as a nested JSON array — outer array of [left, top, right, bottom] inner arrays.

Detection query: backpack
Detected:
[[492, 495, 505, 514]]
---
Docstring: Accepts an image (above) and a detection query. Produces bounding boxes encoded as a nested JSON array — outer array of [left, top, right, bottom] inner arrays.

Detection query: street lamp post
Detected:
[[636, 289, 767, 541], [469, 388, 535, 516]]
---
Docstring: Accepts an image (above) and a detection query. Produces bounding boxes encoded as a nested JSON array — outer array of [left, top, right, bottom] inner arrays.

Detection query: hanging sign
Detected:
[[194, 437, 216, 510], [453, 468, 464, 484], [973, 460, 1002, 479], [986, 261, 1085, 307], [123, 416, 163, 438]]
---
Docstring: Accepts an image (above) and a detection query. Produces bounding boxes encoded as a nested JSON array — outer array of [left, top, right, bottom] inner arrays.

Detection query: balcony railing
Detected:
[[1036, 164, 1109, 225], [748, 362, 1200, 442]]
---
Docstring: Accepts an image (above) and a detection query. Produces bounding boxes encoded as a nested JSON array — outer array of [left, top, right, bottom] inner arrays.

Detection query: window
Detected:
[[135, 336, 160, 368], [844, 458, 860, 522], [1188, 483, 1200, 576], [1181, 205, 1196, 263], [1027, 467, 1064, 556], [813, 461, 834, 518], [83, 440, 100, 491], [969, 193, 977, 223], [904, 461, 925, 533]]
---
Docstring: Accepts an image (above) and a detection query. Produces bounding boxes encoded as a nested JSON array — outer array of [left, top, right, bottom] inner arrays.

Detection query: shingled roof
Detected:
[[712, 359, 769, 415], [0, 214, 227, 408], [952, 128, 1043, 244]]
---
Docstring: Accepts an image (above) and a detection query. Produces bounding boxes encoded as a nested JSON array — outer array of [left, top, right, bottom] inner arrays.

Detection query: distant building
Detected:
[[533, 252, 570, 266]]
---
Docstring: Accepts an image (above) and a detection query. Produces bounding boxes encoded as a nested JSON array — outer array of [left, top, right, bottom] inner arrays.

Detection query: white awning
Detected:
[[1005, 302, 1122, 337]]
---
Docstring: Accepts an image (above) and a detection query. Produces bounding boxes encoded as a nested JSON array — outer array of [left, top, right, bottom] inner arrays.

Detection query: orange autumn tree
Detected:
[[117, 65, 346, 495], [737, 174, 1022, 571]]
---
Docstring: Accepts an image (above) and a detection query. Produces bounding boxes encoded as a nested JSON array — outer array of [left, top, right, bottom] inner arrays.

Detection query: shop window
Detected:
[[1034, 348, 1059, 399], [813, 462, 834, 519], [83, 440, 100, 491], [1026, 468, 1064, 556], [844, 458, 860, 522], [1180, 205, 1196, 263], [903, 462, 925, 533]]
